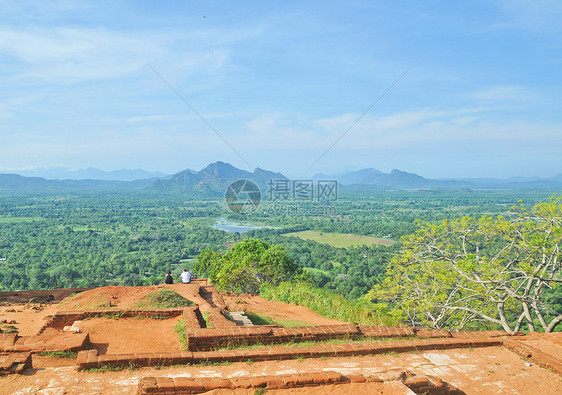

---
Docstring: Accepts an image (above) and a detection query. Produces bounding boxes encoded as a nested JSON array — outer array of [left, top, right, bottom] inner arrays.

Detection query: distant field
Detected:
[[0, 217, 43, 223], [283, 230, 395, 248]]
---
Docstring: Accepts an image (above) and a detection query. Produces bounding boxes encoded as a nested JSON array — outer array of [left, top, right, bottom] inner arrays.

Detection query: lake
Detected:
[[213, 220, 264, 233]]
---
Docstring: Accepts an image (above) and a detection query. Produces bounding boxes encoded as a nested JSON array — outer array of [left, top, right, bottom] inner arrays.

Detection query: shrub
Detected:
[[260, 281, 395, 326], [174, 319, 188, 350]]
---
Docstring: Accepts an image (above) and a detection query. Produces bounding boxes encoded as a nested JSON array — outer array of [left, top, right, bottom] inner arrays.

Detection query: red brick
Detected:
[[138, 377, 157, 393], [428, 376, 445, 390], [156, 377, 175, 390], [232, 378, 252, 389], [294, 374, 313, 386], [249, 377, 268, 388], [325, 371, 344, 383], [404, 376, 430, 390], [202, 378, 222, 391], [0, 354, 17, 370], [311, 373, 329, 384], [86, 354, 99, 364], [134, 356, 151, 366], [266, 377, 284, 389], [174, 378, 205, 391], [281, 376, 299, 388], [215, 379, 233, 389], [170, 377, 192, 387], [416, 329, 451, 338], [346, 374, 365, 383]]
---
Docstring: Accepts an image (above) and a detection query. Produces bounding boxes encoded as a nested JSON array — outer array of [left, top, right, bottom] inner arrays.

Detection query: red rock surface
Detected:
[[0, 284, 561, 394]]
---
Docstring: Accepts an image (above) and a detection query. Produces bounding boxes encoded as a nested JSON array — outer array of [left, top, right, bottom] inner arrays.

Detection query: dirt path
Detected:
[[0, 303, 59, 336], [222, 293, 348, 326]]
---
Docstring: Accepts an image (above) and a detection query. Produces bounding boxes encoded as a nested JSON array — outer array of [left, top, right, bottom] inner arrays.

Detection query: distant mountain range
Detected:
[[150, 161, 287, 196], [9, 166, 168, 181], [314, 168, 429, 189], [314, 168, 562, 190], [0, 173, 156, 192], [1, 162, 561, 193]]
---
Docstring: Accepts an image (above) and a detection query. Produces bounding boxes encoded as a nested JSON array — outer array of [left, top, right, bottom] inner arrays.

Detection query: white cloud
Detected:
[[191, 108, 562, 172], [0, 27, 157, 84], [241, 113, 320, 149], [125, 115, 172, 123], [314, 108, 494, 141], [496, 0, 562, 34], [470, 85, 531, 103], [0, 21, 258, 85], [257, 107, 562, 155]]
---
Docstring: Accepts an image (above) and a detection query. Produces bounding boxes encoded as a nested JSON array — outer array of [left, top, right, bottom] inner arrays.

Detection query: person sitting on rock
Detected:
[[164, 270, 173, 284]]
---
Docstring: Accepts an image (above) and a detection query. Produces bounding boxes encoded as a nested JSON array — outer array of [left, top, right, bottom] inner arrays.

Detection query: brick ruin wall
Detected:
[[38, 307, 186, 334]]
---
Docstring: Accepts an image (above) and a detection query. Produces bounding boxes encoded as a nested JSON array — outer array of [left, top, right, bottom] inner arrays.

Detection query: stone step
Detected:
[[229, 311, 254, 326]]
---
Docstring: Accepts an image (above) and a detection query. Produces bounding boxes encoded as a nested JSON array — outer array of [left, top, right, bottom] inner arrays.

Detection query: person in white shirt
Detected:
[[180, 269, 191, 284]]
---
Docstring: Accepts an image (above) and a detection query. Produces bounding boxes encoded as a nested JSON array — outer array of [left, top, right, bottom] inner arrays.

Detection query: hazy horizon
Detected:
[[2, 161, 561, 182], [2, 1, 562, 179]]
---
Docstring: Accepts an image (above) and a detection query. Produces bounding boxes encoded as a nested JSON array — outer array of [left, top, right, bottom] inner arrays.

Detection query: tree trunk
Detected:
[[497, 302, 515, 334], [546, 315, 562, 333]]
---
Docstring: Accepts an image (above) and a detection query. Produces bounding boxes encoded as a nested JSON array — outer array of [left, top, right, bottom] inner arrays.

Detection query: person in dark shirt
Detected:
[[164, 270, 173, 284]]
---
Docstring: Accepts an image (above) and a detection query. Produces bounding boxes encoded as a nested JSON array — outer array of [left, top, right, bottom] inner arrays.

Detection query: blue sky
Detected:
[[1, 1, 561, 179]]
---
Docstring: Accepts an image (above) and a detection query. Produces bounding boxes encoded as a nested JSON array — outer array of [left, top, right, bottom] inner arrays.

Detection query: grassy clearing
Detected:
[[244, 311, 275, 325], [134, 289, 195, 309], [0, 216, 43, 223], [282, 230, 395, 248], [274, 318, 317, 327], [243, 311, 318, 327], [260, 282, 395, 326]]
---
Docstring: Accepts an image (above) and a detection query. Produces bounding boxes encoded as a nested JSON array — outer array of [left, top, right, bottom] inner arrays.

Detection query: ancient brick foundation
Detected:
[[0, 331, 89, 353], [38, 307, 186, 334], [0, 351, 32, 375], [77, 337, 505, 370], [185, 324, 417, 351], [3, 283, 561, 392], [136, 369, 465, 394]]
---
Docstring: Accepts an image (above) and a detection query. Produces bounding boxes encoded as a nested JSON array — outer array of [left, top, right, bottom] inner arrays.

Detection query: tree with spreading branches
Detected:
[[367, 195, 562, 333]]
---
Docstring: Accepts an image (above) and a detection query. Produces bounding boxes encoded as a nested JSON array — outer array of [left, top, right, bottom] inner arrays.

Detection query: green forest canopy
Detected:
[[0, 189, 560, 332]]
